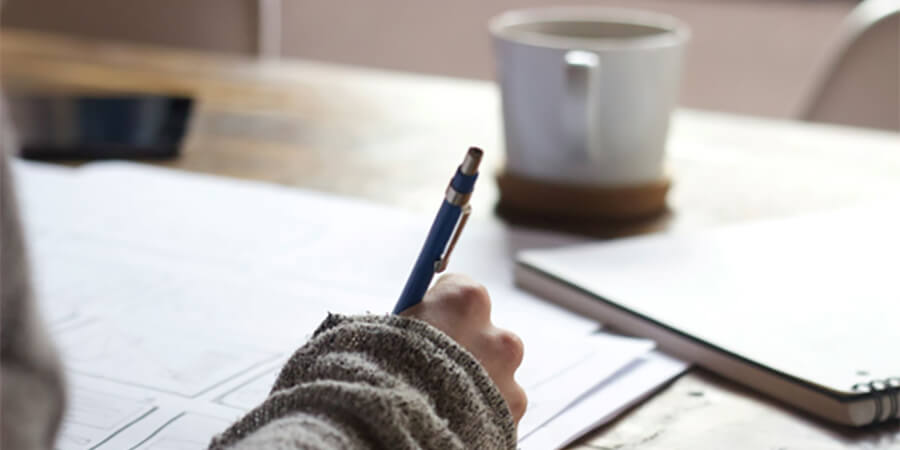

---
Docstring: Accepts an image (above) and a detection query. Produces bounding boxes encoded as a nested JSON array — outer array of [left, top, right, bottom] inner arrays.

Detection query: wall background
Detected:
[[1, 0, 858, 119]]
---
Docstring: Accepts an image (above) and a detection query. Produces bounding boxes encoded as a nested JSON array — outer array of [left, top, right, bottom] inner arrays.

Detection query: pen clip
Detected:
[[434, 203, 472, 273]]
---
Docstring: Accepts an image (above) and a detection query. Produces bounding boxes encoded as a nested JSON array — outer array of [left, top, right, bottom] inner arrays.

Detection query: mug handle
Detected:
[[563, 50, 599, 162]]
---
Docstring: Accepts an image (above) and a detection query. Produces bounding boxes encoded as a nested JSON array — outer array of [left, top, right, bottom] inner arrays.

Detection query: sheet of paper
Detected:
[[57, 382, 155, 450], [12, 160, 680, 449], [519, 351, 689, 450], [517, 334, 653, 435]]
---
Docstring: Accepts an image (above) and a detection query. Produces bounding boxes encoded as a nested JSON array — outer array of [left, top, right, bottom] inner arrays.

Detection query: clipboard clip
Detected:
[[434, 203, 472, 273]]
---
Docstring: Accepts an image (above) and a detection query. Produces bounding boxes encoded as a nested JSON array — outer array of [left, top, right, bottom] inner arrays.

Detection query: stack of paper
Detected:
[[13, 161, 687, 450]]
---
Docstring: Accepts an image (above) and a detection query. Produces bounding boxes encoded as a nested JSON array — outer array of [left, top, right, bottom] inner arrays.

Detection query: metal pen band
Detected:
[[445, 185, 472, 206]]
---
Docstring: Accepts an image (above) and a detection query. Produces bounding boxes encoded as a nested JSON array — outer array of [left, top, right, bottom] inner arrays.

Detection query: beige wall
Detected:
[[1, 0, 858, 119], [279, 0, 856, 118], [1, 0, 258, 54]]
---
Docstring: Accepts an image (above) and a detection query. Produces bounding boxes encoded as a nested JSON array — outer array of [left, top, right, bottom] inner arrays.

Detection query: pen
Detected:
[[392, 147, 483, 314]]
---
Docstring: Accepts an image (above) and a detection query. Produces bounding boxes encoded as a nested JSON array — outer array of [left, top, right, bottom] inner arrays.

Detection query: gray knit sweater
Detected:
[[1, 147, 516, 449], [210, 314, 517, 449], [1, 141, 67, 450]]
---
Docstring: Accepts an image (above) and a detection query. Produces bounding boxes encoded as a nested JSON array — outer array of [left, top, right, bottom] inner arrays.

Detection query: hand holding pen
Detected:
[[392, 148, 527, 422], [398, 273, 528, 424]]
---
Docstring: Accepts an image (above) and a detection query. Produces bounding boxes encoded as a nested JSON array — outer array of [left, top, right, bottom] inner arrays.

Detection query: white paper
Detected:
[[12, 160, 681, 449], [519, 351, 689, 450], [517, 334, 653, 436], [131, 413, 234, 450], [57, 382, 155, 450]]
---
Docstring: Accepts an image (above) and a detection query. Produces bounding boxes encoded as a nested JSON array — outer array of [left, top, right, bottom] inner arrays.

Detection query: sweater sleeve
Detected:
[[1, 127, 67, 450], [208, 313, 517, 450]]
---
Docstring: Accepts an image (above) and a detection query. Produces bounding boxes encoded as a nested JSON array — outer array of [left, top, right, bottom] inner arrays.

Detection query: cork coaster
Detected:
[[496, 170, 671, 222]]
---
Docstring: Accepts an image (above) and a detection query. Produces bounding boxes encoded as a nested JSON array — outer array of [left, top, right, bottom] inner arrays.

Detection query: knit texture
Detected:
[[209, 314, 517, 450], [1, 135, 67, 450]]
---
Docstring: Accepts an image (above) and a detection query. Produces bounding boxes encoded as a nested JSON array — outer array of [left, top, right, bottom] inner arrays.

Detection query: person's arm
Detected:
[[209, 274, 526, 450], [1, 133, 67, 450]]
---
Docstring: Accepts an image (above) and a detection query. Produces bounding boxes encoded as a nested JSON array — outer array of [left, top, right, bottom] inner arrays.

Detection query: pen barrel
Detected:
[[394, 200, 462, 314], [450, 167, 478, 194]]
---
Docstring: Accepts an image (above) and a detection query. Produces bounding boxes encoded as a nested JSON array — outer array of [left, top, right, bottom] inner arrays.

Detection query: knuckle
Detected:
[[453, 283, 491, 317], [458, 282, 490, 303], [495, 330, 524, 368]]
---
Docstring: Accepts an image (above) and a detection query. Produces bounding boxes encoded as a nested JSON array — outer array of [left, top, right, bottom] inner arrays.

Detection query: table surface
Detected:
[[3, 30, 900, 449]]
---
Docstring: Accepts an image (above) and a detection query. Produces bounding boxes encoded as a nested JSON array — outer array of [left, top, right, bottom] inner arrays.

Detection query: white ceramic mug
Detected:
[[490, 8, 690, 186]]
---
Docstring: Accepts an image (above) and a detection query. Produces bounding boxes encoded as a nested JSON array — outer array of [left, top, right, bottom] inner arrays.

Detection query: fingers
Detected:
[[495, 329, 525, 371], [427, 273, 491, 324], [404, 273, 528, 423], [482, 328, 528, 423], [504, 382, 528, 423], [476, 328, 524, 373], [403, 274, 491, 340]]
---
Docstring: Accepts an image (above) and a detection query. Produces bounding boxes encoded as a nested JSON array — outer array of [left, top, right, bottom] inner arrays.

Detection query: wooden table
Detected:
[[3, 30, 900, 449]]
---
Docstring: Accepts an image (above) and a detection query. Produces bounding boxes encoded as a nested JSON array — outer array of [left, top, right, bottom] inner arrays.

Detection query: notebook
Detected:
[[516, 203, 900, 427]]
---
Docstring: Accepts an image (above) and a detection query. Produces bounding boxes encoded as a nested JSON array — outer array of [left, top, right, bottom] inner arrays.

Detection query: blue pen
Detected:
[[393, 147, 483, 314]]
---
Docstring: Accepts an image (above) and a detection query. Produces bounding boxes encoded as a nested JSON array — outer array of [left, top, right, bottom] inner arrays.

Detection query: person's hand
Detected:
[[400, 273, 527, 424]]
